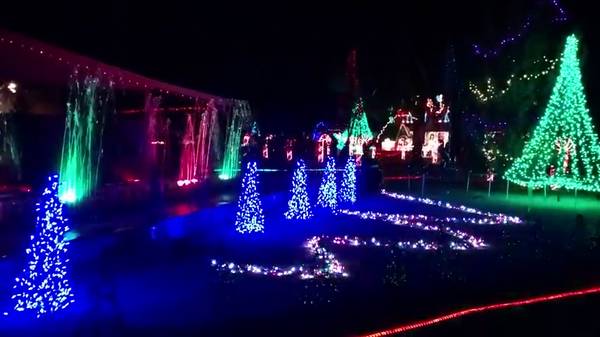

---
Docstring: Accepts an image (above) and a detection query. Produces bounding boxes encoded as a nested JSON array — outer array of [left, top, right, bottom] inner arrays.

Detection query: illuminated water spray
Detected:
[[219, 100, 251, 180], [0, 113, 20, 178], [59, 75, 113, 203], [0, 81, 20, 179], [145, 94, 164, 164], [177, 100, 219, 186], [178, 114, 198, 186], [197, 99, 218, 180]]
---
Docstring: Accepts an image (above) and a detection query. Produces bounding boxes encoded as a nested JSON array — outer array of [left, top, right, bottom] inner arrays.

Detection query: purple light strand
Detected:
[[472, 0, 568, 58]]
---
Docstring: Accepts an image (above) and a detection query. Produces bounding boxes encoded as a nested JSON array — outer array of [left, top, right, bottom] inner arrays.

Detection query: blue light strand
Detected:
[[11, 175, 74, 317], [472, 0, 568, 59], [317, 156, 338, 213], [285, 159, 313, 220], [235, 161, 265, 234], [339, 157, 357, 204]]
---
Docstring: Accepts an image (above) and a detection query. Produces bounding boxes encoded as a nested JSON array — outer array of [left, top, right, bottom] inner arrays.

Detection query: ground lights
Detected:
[[211, 235, 440, 280], [381, 190, 523, 224], [361, 285, 600, 337], [215, 190, 523, 278]]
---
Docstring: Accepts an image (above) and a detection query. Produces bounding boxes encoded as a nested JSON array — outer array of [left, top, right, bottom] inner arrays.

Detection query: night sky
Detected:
[[0, 1, 596, 131]]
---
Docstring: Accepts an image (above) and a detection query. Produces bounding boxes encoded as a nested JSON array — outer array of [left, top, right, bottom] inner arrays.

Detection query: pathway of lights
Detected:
[[339, 210, 484, 250], [210, 235, 439, 280], [380, 190, 523, 224], [212, 190, 523, 279]]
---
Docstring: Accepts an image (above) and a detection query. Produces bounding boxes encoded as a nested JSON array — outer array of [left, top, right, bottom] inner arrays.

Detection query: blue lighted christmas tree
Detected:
[[235, 161, 265, 233], [12, 175, 74, 317], [317, 156, 337, 212], [285, 159, 313, 219], [339, 157, 357, 204]]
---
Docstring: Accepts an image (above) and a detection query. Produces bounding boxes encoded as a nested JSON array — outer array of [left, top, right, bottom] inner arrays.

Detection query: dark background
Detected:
[[0, 1, 596, 132]]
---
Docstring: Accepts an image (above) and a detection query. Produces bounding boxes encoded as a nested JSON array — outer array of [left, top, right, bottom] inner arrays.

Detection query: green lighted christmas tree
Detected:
[[505, 34, 600, 192], [348, 98, 373, 142]]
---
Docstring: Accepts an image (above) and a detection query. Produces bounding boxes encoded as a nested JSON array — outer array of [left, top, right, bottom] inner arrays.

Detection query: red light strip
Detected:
[[360, 285, 600, 337]]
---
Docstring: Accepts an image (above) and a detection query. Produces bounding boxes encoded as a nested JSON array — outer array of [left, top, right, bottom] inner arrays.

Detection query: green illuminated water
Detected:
[[219, 100, 250, 180], [59, 76, 112, 203]]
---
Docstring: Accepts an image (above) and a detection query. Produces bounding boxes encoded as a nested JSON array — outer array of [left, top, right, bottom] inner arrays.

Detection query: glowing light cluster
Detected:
[[235, 161, 265, 234], [468, 56, 558, 103], [381, 190, 523, 224], [285, 159, 313, 220], [339, 210, 486, 249], [361, 285, 600, 337], [211, 235, 439, 280], [504, 35, 600, 192], [317, 156, 338, 213], [339, 157, 357, 204], [12, 175, 74, 317]]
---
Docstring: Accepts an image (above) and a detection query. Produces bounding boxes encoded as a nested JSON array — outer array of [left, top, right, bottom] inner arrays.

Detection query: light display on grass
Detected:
[[381, 190, 523, 224], [285, 159, 313, 220], [219, 100, 251, 180], [59, 75, 114, 204], [211, 235, 437, 280], [235, 161, 265, 234], [317, 156, 337, 213], [12, 175, 74, 317], [339, 157, 357, 204], [361, 286, 600, 337], [504, 35, 600, 192]]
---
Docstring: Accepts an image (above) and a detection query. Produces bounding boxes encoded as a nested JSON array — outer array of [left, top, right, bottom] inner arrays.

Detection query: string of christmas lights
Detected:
[[360, 285, 600, 337], [339, 210, 486, 249], [468, 56, 558, 103], [471, 0, 567, 59], [211, 235, 439, 280], [380, 190, 523, 224]]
